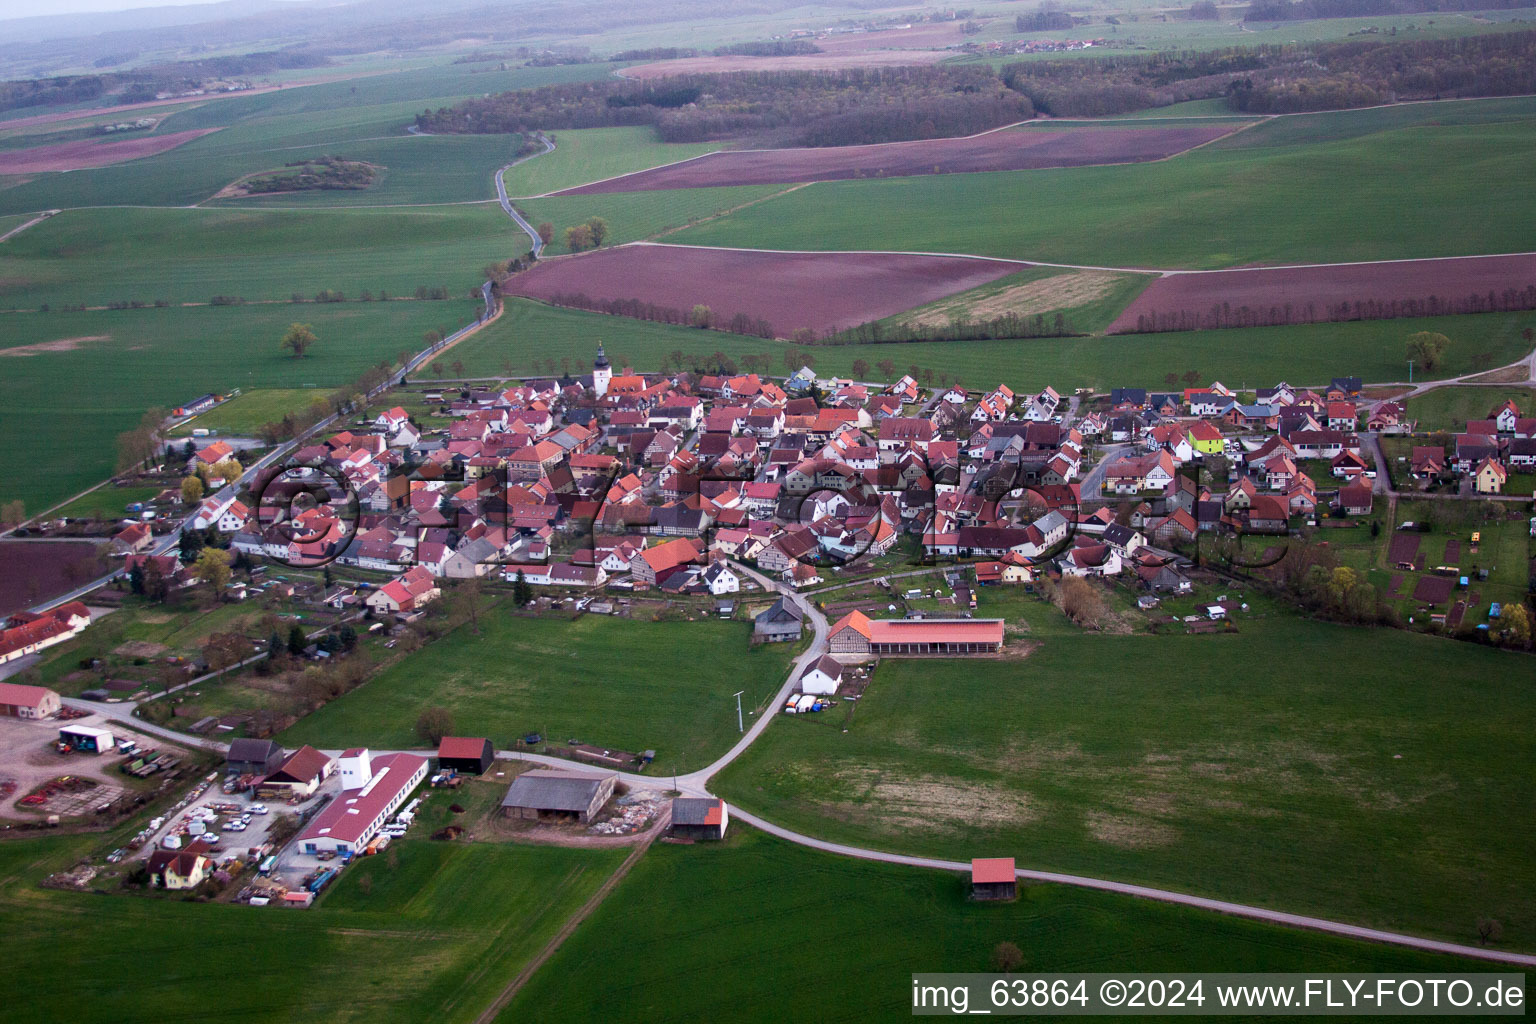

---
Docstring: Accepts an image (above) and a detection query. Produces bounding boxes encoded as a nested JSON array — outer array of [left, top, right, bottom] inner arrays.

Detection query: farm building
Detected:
[[500, 769, 616, 823], [827, 611, 1004, 657], [226, 738, 285, 777], [0, 603, 91, 665], [971, 857, 1017, 901], [753, 596, 804, 642], [798, 655, 844, 696], [173, 393, 221, 417], [297, 750, 428, 856], [59, 725, 114, 753], [437, 736, 494, 776], [256, 745, 335, 799], [671, 797, 729, 840], [0, 681, 61, 719]]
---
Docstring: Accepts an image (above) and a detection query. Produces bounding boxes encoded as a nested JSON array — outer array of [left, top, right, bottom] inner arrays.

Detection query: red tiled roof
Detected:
[[971, 857, 1016, 884], [438, 736, 490, 760], [0, 681, 57, 709]]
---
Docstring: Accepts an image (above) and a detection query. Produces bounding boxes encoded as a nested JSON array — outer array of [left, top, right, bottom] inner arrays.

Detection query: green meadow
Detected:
[[501, 125, 723, 197], [0, 834, 625, 1024], [1406, 385, 1534, 432], [456, 298, 1536, 394], [168, 388, 331, 437], [516, 183, 787, 255], [505, 826, 1494, 1023], [668, 99, 1536, 268], [280, 611, 797, 777], [0, 204, 519, 310], [712, 599, 1536, 950], [0, 299, 482, 513]]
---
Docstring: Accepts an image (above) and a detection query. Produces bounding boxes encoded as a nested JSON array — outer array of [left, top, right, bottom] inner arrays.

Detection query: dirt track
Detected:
[[504, 243, 1022, 337], [554, 123, 1237, 194]]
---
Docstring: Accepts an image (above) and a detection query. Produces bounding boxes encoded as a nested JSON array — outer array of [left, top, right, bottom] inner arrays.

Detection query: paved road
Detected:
[[494, 134, 554, 257]]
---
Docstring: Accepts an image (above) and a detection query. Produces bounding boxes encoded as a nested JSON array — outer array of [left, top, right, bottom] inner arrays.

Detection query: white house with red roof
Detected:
[[365, 566, 440, 614]]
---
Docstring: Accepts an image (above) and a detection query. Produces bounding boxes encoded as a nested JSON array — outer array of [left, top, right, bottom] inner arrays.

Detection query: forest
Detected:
[[414, 66, 1034, 147], [1004, 30, 1536, 116]]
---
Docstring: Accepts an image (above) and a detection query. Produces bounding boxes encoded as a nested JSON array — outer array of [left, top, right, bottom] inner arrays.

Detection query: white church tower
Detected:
[[592, 341, 612, 397]]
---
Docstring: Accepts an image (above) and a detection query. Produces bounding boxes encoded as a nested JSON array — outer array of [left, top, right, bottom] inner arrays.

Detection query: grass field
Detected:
[[516, 183, 788, 255], [454, 298, 1536, 396], [52, 483, 165, 520], [504, 825, 1493, 1022], [712, 601, 1536, 950], [1406, 386, 1534, 432], [501, 126, 723, 197], [168, 388, 334, 437], [0, 204, 519, 310], [0, 62, 620, 214], [279, 611, 797, 776], [0, 832, 626, 1024], [0, 299, 483, 514], [667, 99, 1536, 268]]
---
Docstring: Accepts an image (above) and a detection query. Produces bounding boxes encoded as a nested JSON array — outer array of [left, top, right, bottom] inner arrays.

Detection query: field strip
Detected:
[[0, 210, 59, 243], [634, 239, 1536, 278], [470, 818, 667, 1024], [647, 182, 814, 241]]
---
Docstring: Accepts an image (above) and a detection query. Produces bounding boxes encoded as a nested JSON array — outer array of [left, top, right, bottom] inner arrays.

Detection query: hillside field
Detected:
[[0, 834, 625, 1024], [667, 99, 1536, 269], [500, 125, 723, 197], [0, 61, 620, 214], [712, 601, 1536, 951], [454, 298, 1536, 395], [0, 299, 483, 513], [279, 611, 797, 777], [505, 826, 1494, 1023], [0, 204, 519, 310]]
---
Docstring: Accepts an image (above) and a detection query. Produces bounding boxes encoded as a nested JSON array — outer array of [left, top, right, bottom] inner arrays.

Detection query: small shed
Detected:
[[971, 857, 1017, 901], [500, 769, 616, 823], [671, 797, 729, 840], [227, 738, 285, 776], [437, 736, 494, 776]]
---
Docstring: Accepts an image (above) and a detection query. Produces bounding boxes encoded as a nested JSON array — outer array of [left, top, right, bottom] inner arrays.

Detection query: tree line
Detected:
[[1124, 285, 1536, 334], [1003, 30, 1536, 117], [1245, 0, 1535, 21], [414, 66, 1034, 148]]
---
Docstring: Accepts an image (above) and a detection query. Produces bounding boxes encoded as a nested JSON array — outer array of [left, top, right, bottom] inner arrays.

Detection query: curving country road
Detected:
[[494, 133, 554, 257]]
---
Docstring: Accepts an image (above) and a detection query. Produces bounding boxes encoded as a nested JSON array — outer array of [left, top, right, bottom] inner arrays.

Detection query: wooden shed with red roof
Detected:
[[437, 736, 494, 776], [971, 857, 1017, 901]]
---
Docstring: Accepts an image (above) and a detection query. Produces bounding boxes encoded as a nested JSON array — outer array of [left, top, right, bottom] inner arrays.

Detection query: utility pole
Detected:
[[733, 690, 745, 734]]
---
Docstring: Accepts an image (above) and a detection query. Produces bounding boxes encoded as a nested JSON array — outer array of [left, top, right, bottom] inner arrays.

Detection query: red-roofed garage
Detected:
[[437, 736, 494, 776]]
